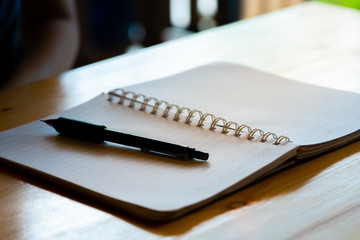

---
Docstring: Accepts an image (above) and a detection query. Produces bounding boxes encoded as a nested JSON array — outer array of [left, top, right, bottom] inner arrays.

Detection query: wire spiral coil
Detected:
[[107, 89, 290, 145]]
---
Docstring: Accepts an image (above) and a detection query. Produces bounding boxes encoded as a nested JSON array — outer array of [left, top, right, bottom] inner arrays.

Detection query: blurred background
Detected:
[[74, 0, 360, 67]]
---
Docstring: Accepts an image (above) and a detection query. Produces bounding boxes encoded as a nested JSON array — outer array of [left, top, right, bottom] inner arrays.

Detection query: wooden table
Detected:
[[1, 2, 360, 239]]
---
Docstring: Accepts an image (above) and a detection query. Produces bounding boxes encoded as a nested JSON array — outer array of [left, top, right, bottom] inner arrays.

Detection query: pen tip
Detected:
[[41, 119, 56, 127]]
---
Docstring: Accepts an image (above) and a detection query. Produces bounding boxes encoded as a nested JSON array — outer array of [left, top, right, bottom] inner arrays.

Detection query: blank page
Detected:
[[0, 93, 296, 213], [127, 63, 360, 146]]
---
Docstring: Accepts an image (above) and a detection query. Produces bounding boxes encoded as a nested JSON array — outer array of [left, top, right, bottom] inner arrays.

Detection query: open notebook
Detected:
[[1, 63, 360, 221]]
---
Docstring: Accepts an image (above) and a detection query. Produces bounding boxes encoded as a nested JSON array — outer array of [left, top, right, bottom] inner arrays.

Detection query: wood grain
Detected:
[[1, 2, 360, 239]]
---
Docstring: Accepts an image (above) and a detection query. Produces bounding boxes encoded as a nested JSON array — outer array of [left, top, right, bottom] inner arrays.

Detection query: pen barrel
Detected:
[[104, 130, 195, 158], [54, 118, 106, 143]]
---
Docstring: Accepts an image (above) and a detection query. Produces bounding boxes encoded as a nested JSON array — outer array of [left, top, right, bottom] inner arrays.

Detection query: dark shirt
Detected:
[[0, 0, 21, 83]]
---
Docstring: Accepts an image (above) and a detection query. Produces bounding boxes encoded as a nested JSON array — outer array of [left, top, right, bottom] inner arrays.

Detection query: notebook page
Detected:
[[0, 94, 297, 212], [125, 63, 360, 146]]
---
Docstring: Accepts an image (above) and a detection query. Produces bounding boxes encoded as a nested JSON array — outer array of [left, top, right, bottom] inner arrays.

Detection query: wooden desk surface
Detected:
[[1, 2, 360, 239]]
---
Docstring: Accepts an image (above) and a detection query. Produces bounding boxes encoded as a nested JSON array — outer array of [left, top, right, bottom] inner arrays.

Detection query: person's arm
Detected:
[[5, 0, 79, 88]]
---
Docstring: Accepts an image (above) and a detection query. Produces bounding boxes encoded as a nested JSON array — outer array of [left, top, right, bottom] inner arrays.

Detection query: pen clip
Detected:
[[140, 147, 191, 161]]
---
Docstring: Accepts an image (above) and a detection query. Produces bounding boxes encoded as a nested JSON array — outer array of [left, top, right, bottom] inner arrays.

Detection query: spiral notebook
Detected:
[[1, 62, 360, 221]]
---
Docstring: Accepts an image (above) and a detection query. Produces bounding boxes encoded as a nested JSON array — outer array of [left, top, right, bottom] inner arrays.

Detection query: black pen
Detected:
[[41, 117, 209, 161]]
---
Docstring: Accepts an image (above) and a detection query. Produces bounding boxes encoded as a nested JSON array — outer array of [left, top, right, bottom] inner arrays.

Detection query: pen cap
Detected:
[[54, 117, 106, 143]]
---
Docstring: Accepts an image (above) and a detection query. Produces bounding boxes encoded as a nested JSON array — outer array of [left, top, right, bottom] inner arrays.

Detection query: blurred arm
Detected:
[[5, 0, 79, 88]]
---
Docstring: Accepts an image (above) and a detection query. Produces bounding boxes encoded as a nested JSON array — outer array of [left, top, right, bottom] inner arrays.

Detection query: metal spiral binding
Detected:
[[107, 89, 290, 145]]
